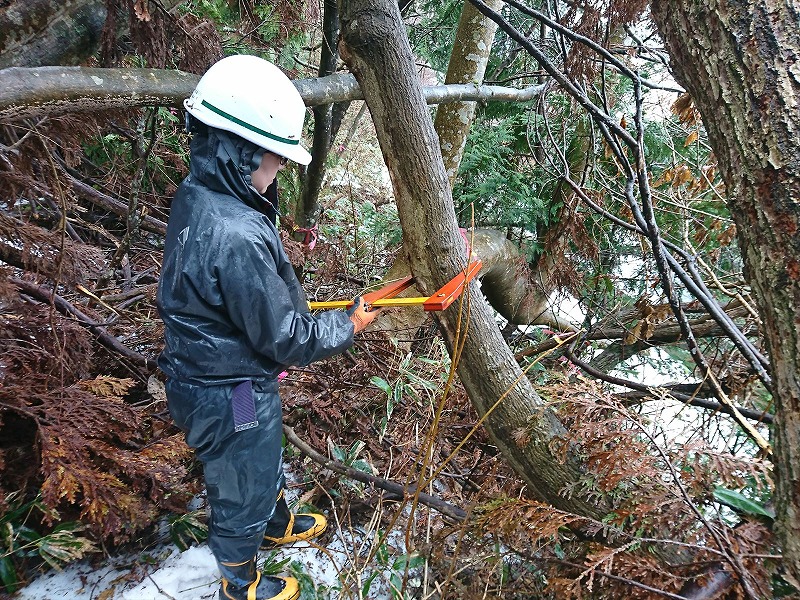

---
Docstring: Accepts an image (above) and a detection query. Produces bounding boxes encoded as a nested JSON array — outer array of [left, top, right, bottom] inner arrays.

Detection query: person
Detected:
[[157, 54, 378, 600]]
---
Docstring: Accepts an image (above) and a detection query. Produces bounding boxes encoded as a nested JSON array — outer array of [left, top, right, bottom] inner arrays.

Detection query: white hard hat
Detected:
[[184, 55, 312, 165]]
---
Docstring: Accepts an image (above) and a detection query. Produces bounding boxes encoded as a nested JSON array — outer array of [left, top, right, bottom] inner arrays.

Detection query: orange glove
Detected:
[[348, 297, 379, 334]]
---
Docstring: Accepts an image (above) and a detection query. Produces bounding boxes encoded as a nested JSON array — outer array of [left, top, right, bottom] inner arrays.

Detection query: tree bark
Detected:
[[0, 0, 184, 69], [0, 66, 198, 122], [473, 228, 574, 329], [297, 0, 341, 228], [369, 228, 575, 337], [338, 0, 607, 519], [434, 0, 501, 188], [652, 0, 800, 585], [0, 0, 106, 68]]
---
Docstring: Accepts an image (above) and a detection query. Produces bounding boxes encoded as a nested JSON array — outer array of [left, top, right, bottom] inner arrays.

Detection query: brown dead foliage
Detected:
[[399, 371, 777, 599], [0, 294, 194, 542], [100, 0, 222, 72], [0, 54, 197, 581], [672, 93, 702, 127], [558, 0, 649, 85], [0, 213, 104, 284]]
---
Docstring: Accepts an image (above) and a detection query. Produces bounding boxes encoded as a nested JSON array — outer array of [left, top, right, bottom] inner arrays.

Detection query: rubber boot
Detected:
[[219, 558, 299, 600], [261, 489, 327, 548]]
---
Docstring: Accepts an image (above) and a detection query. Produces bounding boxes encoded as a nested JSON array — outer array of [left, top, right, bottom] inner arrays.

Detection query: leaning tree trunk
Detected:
[[652, 0, 800, 585], [338, 0, 607, 520], [434, 0, 501, 188], [381, 1, 548, 335], [369, 228, 575, 337]]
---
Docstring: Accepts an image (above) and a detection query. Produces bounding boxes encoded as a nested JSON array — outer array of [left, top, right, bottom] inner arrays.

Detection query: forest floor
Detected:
[[12, 334, 528, 600], [3, 106, 534, 599], [16, 482, 416, 600]]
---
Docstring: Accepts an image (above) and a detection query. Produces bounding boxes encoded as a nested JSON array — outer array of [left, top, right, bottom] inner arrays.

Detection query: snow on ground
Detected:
[[16, 487, 416, 600], [120, 546, 220, 600], [18, 543, 217, 600], [17, 529, 414, 600]]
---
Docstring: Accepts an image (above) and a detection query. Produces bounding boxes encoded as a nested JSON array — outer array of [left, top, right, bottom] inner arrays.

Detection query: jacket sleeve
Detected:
[[215, 226, 354, 367]]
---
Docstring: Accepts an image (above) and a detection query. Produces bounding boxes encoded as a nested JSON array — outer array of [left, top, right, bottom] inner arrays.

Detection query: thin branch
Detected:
[[555, 164, 770, 379], [628, 405, 761, 599], [624, 25, 671, 67], [483, 0, 772, 447], [12, 277, 156, 371], [515, 303, 751, 358], [487, 0, 772, 386], [541, 556, 689, 600], [566, 347, 773, 424], [468, 0, 637, 147], [100, 108, 159, 289], [65, 171, 167, 237], [283, 425, 467, 522], [503, 0, 637, 79], [100, 283, 157, 304]]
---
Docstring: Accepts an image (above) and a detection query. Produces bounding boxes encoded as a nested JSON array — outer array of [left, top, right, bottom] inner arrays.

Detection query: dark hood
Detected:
[[188, 124, 279, 221]]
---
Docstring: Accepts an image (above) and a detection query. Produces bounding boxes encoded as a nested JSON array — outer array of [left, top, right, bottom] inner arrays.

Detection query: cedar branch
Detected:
[[12, 277, 156, 371]]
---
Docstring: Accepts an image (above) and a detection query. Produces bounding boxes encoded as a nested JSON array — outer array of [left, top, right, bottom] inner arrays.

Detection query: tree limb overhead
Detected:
[[0, 66, 545, 123]]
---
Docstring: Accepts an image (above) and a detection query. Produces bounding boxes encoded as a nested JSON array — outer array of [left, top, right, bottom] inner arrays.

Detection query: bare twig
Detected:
[[282, 425, 467, 522], [565, 346, 772, 424], [546, 557, 689, 599], [627, 404, 762, 599], [469, 0, 771, 393], [65, 171, 167, 237], [146, 573, 178, 600], [12, 277, 156, 371], [108, 109, 158, 274]]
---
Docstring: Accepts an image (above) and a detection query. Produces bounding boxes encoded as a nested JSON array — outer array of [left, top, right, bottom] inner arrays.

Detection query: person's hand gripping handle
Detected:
[[347, 296, 379, 334]]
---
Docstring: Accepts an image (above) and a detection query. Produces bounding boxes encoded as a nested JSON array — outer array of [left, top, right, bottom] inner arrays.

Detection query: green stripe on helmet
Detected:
[[200, 100, 300, 146]]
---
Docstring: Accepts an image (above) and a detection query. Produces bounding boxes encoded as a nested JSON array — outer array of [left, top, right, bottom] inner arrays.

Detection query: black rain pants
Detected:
[[166, 378, 285, 579]]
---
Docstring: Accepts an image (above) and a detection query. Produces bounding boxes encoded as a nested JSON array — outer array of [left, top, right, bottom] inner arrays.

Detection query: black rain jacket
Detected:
[[157, 126, 353, 385]]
